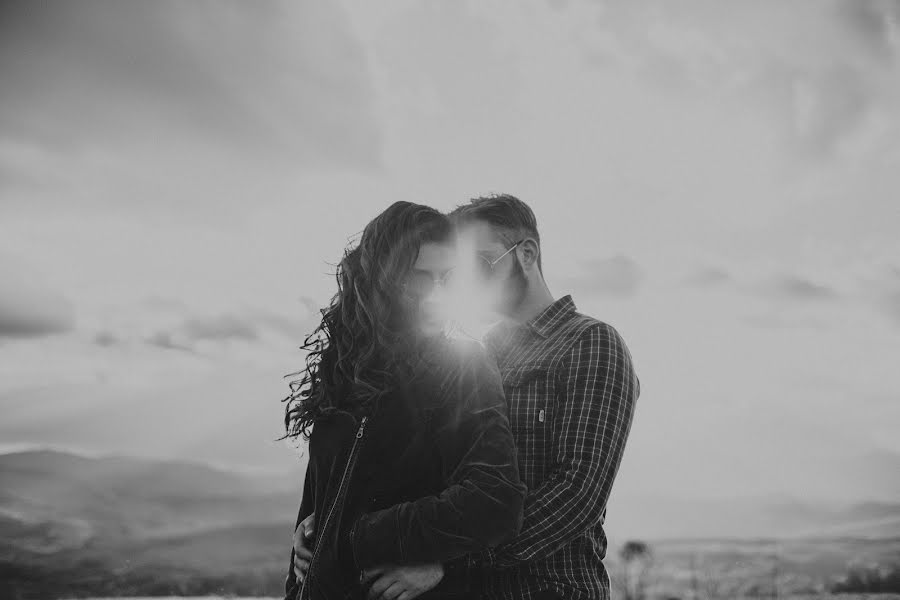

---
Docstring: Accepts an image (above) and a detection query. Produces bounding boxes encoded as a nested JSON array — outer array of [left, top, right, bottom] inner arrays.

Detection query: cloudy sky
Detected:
[[2, 0, 899, 518]]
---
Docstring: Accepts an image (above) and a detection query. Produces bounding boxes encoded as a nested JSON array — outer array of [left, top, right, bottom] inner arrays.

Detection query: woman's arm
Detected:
[[348, 343, 525, 570]]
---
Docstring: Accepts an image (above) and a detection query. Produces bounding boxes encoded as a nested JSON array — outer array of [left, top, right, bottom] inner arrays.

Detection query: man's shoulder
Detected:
[[549, 313, 637, 378], [556, 311, 624, 347]]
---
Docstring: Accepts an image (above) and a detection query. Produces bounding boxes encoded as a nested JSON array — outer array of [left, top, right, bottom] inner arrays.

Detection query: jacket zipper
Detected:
[[298, 415, 368, 600]]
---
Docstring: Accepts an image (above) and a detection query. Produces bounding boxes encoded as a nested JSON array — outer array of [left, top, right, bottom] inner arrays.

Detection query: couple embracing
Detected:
[[282, 194, 639, 600]]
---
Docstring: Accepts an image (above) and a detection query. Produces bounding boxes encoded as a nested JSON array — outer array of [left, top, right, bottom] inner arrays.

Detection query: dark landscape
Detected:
[[1, 449, 898, 599], [0, 450, 299, 598]]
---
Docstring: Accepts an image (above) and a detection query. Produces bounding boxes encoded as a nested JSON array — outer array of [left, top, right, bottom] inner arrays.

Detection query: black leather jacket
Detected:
[[285, 338, 525, 600]]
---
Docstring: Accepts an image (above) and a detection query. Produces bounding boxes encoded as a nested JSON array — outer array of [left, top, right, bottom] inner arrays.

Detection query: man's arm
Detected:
[[483, 322, 639, 566]]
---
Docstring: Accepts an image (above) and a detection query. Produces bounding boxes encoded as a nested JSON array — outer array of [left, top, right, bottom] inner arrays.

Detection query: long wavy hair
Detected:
[[281, 202, 454, 440]]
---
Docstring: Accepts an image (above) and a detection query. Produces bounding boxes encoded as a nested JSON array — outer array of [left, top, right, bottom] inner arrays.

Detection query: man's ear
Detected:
[[518, 238, 540, 271]]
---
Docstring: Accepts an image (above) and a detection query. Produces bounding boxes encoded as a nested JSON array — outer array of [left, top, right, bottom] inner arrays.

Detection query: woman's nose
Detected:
[[422, 284, 449, 314]]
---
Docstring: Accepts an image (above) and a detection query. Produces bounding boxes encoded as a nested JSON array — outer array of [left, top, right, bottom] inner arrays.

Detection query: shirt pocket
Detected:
[[504, 366, 555, 487]]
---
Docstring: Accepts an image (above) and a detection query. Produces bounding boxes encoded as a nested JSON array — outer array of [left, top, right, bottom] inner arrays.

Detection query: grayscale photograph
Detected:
[[1, 1, 898, 600]]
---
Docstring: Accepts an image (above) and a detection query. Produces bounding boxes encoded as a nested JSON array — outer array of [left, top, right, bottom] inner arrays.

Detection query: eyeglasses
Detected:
[[402, 268, 455, 297], [477, 239, 523, 280]]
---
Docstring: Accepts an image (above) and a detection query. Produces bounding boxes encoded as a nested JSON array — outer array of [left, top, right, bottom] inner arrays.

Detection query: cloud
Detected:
[[685, 266, 849, 307], [837, 0, 900, 63], [141, 296, 191, 313], [182, 315, 259, 343], [882, 290, 900, 324], [764, 275, 840, 302], [0, 256, 74, 339], [566, 254, 643, 297], [0, 0, 382, 176], [145, 315, 259, 353], [0, 292, 74, 339], [80, 294, 320, 354], [684, 266, 732, 287], [564, 0, 900, 159], [298, 296, 321, 316], [145, 331, 194, 353], [740, 313, 829, 331], [141, 302, 318, 352], [865, 264, 900, 325], [254, 311, 318, 341], [731, 272, 852, 331], [92, 332, 119, 347]]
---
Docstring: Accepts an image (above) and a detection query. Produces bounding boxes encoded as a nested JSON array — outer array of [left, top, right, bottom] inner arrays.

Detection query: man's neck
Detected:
[[507, 278, 556, 324]]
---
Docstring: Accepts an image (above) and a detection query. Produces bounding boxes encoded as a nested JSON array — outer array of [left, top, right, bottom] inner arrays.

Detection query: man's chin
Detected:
[[493, 298, 518, 318]]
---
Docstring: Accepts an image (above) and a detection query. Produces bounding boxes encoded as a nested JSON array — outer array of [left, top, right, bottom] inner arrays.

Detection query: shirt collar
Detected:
[[525, 295, 576, 338]]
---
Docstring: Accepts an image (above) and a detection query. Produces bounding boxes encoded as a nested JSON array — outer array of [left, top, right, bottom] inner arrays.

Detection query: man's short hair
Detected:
[[449, 193, 542, 271]]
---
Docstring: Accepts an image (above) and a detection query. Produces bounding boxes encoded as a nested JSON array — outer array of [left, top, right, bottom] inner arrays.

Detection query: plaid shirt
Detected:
[[476, 295, 639, 600]]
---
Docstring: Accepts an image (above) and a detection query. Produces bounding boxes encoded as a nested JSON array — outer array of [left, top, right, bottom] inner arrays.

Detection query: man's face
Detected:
[[455, 222, 527, 318]]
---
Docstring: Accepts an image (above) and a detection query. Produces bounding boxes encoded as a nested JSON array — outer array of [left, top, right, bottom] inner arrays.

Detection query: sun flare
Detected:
[[437, 233, 503, 342]]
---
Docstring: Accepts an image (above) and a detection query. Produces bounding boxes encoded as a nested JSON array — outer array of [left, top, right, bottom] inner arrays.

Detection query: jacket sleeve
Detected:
[[482, 323, 639, 566], [284, 463, 314, 599], [350, 345, 526, 569]]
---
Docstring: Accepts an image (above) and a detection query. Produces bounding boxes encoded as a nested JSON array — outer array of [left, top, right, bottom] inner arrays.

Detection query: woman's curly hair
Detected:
[[281, 201, 453, 440]]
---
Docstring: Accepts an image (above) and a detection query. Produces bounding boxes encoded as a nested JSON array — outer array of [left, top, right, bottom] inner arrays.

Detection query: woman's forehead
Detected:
[[413, 242, 456, 271]]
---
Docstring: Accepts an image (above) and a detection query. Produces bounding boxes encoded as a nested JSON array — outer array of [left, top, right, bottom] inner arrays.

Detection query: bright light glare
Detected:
[[439, 233, 503, 342]]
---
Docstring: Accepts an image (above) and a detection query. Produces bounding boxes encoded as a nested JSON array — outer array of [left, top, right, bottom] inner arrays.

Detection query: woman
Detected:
[[282, 202, 525, 600]]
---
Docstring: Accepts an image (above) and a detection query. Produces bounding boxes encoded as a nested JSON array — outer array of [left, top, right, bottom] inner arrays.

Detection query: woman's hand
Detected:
[[361, 563, 444, 600], [292, 513, 316, 582]]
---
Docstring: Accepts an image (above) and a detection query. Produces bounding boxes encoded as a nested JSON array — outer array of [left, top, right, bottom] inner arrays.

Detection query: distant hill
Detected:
[[0, 448, 298, 496], [0, 449, 301, 552], [0, 449, 301, 597], [0, 522, 290, 598], [606, 536, 900, 598], [2, 449, 898, 598], [605, 492, 900, 541]]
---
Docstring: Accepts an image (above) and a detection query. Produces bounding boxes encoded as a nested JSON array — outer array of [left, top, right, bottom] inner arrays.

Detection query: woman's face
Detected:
[[403, 241, 456, 337]]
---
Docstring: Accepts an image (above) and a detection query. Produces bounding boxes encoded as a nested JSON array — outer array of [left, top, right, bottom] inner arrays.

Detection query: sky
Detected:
[[1, 0, 899, 518]]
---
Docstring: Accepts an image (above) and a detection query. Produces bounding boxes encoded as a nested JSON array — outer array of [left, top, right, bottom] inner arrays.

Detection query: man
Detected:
[[292, 194, 639, 600]]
